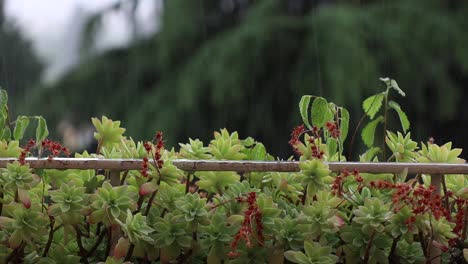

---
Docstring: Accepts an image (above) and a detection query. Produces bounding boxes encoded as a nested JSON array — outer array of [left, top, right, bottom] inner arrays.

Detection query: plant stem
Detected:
[[441, 175, 450, 218], [120, 170, 129, 185], [388, 235, 401, 262], [105, 226, 112, 258], [185, 172, 191, 194], [75, 226, 89, 264], [0, 191, 3, 215], [144, 190, 158, 216], [348, 113, 367, 161], [125, 243, 135, 261], [86, 228, 107, 258], [418, 231, 428, 257], [42, 217, 56, 257], [363, 230, 376, 264], [382, 90, 389, 160]]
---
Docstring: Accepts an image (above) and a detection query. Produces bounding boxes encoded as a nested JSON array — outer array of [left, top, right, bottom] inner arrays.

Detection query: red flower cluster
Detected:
[[325, 121, 340, 139], [19, 139, 36, 165], [41, 139, 70, 160], [141, 131, 165, 177], [19, 139, 70, 164], [229, 192, 264, 258], [289, 125, 305, 155], [369, 181, 450, 230], [308, 136, 324, 159], [331, 169, 362, 197], [452, 198, 467, 238]]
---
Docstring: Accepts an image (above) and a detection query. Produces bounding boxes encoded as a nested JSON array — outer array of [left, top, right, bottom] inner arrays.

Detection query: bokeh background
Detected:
[[1, 0, 468, 158]]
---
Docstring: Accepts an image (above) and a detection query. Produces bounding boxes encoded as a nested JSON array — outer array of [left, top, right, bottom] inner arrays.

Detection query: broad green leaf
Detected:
[[361, 116, 383, 147], [327, 138, 338, 158], [299, 96, 312, 129], [362, 93, 384, 119], [0, 89, 7, 107], [388, 101, 410, 132], [36, 116, 49, 142], [340, 108, 350, 142], [1, 127, 11, 140], [311, 97, 328, 127], [13, 116, 30, 140], [390, 79, 405, 96]]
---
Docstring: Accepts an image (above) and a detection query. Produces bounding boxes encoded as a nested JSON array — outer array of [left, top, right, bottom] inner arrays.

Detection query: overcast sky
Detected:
[[5, 0, 159, 81]]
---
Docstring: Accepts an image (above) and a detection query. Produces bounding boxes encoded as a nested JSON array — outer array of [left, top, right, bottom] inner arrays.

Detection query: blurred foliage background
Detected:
[[2, 0, 468, 158]]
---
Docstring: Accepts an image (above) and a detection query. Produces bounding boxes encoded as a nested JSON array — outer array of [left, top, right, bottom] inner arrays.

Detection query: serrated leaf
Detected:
[[362, 93, 384, 119], [311, 97, 328, 128], [36, 116, 49, 142], [13, 116, 30, 140], [390, 79, 405, 96], [388, 101, 410, 133], [340, 108, 350, 142], [361, 116, 383, 147], [299, 96, 312, 129]]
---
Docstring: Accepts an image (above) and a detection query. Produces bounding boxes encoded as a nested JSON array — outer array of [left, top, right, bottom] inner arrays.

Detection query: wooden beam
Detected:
[[0, 158, 467, 174]]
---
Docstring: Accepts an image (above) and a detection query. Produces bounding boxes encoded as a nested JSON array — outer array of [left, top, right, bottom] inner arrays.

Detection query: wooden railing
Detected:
[[2, 157, 468, 174]]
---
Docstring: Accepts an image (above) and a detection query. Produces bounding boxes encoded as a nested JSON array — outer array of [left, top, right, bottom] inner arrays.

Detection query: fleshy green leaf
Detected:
[[311, 97, 328, 128], [362, 93, 384, 120], [362, 116, 384, 147], [388, 101, 410, 133], [13, 116, 30, 140], [299, 96, 312, 129]]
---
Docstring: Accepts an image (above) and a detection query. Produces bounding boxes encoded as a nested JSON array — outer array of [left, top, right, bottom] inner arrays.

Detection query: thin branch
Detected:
[[75, 226, 89, 264], [42, 217, 55, 257]]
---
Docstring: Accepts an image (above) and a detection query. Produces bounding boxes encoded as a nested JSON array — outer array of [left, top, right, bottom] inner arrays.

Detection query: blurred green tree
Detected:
[[0, 0, 43, 113], [21, 0, 468, 157]]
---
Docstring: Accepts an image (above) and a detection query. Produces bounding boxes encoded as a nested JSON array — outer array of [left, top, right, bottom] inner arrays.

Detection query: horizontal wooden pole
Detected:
[[0, 158, 467, 175]]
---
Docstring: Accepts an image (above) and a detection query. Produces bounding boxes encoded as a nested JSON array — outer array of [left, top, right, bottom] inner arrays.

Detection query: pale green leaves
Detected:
[[362, 93, 384, 120], [379, 77, 405, 96], [13, 116, 29, 140], [298, 96, 332, 129], [362, 116, 383, 147], [36, 116, 49, 142], [284, 241, 338, 264], [299, 96, 312, 129], [388, 101, 410, 133], [361, 78, 409, 149], [311, 97, 329, 128]]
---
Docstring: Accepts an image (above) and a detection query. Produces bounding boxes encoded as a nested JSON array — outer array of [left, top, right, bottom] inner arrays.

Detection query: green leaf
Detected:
[[284, 251, 309, 264], [251, 143, 267, 160], [1, 127, 11, 140], [340, 108, 350, 142], [299, 96, 312, 129], [0, 89, 8, 107], [361, 116, 384, 147], [388, 101, 410, 133], [362, 93, 384, 119], [13, 116, 30, 140], [36, 116, 49, 142], [327, 138, 338, 158], [311, 97, 328, 128], [390, 79, 405, 97]]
